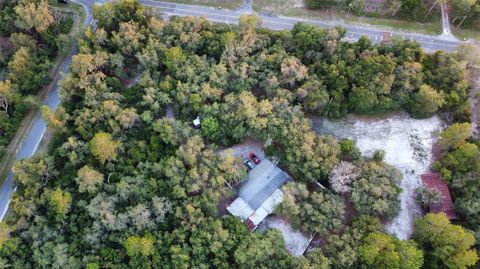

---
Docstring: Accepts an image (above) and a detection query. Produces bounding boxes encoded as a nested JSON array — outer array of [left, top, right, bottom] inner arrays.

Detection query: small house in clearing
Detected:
[[420, 173, 457, 220], [227, 159, 291, 231]]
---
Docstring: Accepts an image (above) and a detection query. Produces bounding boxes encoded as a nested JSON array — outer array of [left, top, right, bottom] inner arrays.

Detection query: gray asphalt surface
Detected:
[[0, 0, 468, 221]]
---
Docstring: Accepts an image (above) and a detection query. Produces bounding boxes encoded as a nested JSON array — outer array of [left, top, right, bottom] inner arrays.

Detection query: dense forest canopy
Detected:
[[0, 0, 479, 268]]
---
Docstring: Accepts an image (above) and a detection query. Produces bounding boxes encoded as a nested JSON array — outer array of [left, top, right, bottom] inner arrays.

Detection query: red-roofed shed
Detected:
[[244, 218, 256, 232], [420, 173, 457, 220]]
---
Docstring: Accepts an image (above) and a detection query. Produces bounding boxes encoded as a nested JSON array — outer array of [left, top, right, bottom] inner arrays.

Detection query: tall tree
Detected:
[[14, 0, 54, 33], [75, 165, 104, 193], [0, 80, 14, 115], [89, 132, 121, 164], [358, 232, 423, 269], [413, 213, 478, 269], [438, 122, 471, 151], [48, 188, 72, 222]]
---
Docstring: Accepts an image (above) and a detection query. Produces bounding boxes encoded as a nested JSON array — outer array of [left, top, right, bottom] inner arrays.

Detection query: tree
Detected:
[[93, 0, 146, 32], [339, 138, 361, 160], [350, 160, 402, 219], [14, 0, 54, 33], [234, 230, 293, 269], [0, 80, 14, 115], [280, 56, 308, 87], [442, 143, 480, 173], [0, 222, 9, 248], [392, 61, 423, 108], [89, 132, 121, 164], [451, 0, 476, 18], [8, 46, 30, 81], [456, 43, 480, 68], [55, 34, 71, 54], [322, 215, 382, 269], [201, 116, 219, 141], [451, 172, 480, 239], [438, 122, 471, 151], [409, 84, 444, 117], [329, 161, 361, 194], [298, 79, 329, 114], [10, 33, 37, 53], [8, 46, 49, 95], [189, 93, 202, 113], [112, 21, 145, 57], [124, 235, 154, 257], [41, 106, 67, 134], [49, 188, 72, 222], [414, 186, 443, 210], [275, 182, 345, 234], [163, 46, 186, 73], [75, 165, 104, 193], [358, 232, 423, 269], [413, 213, 478, 269]]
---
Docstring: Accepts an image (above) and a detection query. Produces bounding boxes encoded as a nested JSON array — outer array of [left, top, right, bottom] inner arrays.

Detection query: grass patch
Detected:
[[156, 0, 243, 10], [452, 27, 480, 41], [253, 0, 442, 35]]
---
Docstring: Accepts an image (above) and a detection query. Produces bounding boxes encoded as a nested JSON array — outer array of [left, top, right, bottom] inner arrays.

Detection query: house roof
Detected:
[[248, 189, 284, 225], [193, 117, 200, 127], [238, 159, 291, 210], [226, 197, 253, 221], [227, 159, 291, 229], [420, 173, 457, 220]]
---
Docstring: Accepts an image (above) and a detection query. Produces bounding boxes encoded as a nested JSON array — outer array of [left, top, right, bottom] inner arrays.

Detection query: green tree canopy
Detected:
[[413, 213, 478, 269], [89, 132, 121, 164], [358, 232, 423, 269]]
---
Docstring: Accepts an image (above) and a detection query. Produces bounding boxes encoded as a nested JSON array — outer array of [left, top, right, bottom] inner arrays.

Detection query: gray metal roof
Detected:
[[238, 159, 291, 210]]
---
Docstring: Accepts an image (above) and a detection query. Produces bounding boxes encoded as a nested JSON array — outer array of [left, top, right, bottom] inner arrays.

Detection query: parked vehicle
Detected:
[[244, 159, 255, 170], [57, 0, 70, 3], [249, 153, 261, 164]]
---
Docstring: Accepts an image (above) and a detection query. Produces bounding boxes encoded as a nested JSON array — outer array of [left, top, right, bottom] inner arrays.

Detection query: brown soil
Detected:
[[343, 193, 358, 225], [217, 195, 236, 217], [307, 233, 329, 250], [0, 36, 13, 55]]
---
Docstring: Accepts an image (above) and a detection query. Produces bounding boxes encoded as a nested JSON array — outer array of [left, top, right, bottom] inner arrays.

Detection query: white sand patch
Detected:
[[315, 112, 443, 239], [259, 216, 311, 256]]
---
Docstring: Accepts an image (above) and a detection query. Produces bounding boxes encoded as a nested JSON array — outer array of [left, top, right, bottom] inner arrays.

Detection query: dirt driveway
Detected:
[[219, 137, 265, 161]]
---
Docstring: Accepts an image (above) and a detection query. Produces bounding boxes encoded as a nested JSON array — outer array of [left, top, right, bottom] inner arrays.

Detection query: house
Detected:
[[420, 173, 457, 220], [227, 159, 291, 231]]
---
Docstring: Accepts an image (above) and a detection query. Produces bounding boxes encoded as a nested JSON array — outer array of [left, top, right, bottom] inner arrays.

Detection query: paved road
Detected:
[[439, 3, 457, 42], [140, 0, 464, 52], [0, 0, 94, 221], [0, 0, 468, 221]]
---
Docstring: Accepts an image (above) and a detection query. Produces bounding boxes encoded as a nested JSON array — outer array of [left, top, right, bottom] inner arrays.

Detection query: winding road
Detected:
[[0, 0, 470, 221]]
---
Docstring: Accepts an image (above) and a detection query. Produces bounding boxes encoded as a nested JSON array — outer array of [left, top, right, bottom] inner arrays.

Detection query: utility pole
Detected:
[[457, 15, 467, 28], [426, 0, 437, 18]]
